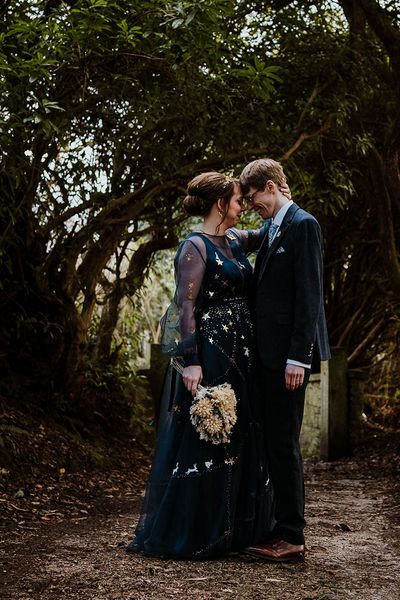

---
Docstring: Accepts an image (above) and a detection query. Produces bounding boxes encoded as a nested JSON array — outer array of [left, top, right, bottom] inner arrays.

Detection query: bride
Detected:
[[127, 171, 286, 559]]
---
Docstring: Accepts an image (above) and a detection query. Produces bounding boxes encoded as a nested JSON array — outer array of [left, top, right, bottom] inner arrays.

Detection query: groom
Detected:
[[240, 159, 330, 562]]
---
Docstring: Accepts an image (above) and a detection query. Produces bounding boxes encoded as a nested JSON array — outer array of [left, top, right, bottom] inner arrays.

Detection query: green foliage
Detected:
[[134, 250, 176, 344], [83, 332, 154, 444], [232, 60, 283, 100]]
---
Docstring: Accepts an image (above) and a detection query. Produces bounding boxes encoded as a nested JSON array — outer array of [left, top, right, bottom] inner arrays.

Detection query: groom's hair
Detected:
[[240, 158, 286, 194]]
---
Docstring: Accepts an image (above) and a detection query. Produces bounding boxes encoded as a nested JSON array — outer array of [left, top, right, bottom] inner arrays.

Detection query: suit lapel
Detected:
[[257, 203, 300, 284]]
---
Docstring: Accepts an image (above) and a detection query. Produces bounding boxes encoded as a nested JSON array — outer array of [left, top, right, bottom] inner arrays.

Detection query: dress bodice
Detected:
[[174, 227, 267, 365], [189, 231, 253, 307], [160, 224, 269, 366]]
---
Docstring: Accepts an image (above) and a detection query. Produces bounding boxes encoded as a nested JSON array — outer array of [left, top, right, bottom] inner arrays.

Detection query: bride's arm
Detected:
[[229, 221, 271, 254], [175, 237, 206, 395]]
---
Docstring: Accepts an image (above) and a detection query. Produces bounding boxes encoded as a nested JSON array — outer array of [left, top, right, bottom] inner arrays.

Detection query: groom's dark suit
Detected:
[[254, 202, 330, 545]]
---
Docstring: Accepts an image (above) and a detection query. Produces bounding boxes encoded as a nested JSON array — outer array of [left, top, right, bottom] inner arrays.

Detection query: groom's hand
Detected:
[[285, 364, 305, 390], [182, 365, 203, 397], [280, 183, 291, 200]]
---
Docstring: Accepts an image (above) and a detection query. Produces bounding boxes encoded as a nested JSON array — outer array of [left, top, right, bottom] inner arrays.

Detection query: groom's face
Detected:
[[247, 182, 277, 219]]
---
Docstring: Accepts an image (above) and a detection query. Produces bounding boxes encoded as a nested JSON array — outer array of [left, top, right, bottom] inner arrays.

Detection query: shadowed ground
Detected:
[[1, 430, 399, 600]]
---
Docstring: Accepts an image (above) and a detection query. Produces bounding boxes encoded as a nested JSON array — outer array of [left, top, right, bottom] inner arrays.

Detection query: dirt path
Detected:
[[1, 431, 399, 600]]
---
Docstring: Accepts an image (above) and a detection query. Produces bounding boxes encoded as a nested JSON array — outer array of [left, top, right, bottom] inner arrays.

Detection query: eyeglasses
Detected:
[[247, 190, 260, 203]]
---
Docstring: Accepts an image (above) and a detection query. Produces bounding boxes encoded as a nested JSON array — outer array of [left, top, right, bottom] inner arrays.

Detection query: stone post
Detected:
[[320, 347, 348, 460], [300, 373, 322, 459]]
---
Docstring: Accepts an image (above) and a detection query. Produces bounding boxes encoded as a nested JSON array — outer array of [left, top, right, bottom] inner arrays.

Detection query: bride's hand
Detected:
[[280, 183, 291, 200], [182, 365, 203, 397]]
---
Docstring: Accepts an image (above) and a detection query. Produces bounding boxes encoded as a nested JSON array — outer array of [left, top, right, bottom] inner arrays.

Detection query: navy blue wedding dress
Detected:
[[128, 227, 273, 559]]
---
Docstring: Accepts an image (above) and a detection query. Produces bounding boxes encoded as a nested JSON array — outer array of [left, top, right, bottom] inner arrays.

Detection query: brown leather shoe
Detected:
[[243, 540, 305, 563]]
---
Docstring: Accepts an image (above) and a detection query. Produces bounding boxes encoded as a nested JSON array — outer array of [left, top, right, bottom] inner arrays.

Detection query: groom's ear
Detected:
[[266, 179, 276, 193]]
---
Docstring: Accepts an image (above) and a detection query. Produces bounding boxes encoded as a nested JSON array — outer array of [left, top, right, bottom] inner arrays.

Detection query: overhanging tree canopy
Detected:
[[0, 0, 398, 408]]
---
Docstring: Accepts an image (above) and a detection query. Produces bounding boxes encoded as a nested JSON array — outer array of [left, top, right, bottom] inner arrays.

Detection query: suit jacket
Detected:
[[253, 202, 331, 370]]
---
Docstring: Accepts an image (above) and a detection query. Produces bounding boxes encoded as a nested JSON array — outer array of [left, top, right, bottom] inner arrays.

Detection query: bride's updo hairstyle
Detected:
[[183, 172, 236, 218]]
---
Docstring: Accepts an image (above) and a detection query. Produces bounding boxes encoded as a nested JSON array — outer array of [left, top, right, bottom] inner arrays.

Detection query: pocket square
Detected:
[[276, 246, 286, 254]]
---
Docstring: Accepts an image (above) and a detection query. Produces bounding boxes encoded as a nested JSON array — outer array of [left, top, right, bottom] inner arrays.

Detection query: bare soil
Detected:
[[1, 429, 399, 600]]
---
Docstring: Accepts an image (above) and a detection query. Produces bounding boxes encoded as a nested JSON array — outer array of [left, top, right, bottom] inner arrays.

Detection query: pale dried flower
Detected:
[[189, 383, 237, 445]]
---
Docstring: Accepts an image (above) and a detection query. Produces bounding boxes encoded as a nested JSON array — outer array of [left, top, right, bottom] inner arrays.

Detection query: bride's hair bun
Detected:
[[183, 172, 236, 217], [183, 192, 209, 216]]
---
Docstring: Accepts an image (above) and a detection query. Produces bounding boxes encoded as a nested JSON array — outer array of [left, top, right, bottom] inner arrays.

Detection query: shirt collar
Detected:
[[272, 200, 293, 227]]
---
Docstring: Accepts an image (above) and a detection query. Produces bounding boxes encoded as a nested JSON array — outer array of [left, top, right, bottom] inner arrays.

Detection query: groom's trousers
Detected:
[[258, 366, 310, 546]]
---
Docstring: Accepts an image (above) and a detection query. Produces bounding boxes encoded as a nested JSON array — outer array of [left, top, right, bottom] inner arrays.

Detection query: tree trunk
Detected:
[[94, 233, 178, 363], [0, 182, 87, 404]]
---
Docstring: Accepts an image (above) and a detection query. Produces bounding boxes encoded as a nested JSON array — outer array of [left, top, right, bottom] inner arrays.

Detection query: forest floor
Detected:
[[0, 423, 399, 600]]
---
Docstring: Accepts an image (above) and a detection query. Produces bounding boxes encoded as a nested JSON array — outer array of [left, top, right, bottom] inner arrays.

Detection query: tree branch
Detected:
[[348, 317, 386, 364], [340, 0, 400, 70], [295, 80, 332, 132], [280, 116, 334, 162]]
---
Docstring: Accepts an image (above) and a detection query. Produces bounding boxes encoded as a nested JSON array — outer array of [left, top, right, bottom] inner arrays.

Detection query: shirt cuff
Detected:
[[287, 359, 311, 369]]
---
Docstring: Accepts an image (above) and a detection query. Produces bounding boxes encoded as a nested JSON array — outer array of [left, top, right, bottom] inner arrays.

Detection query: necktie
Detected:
[[268, 222, 279, 246]]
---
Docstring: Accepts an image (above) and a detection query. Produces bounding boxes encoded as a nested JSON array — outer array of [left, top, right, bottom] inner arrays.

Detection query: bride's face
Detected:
[[223, 183, 245, 228]]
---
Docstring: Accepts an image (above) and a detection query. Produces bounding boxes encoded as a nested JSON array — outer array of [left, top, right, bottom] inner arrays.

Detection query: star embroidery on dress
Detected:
[[224, 457, 235, 465], [207, 291, 214, 297], [222, 324, 228, 332], [172, 462, 179, 475], [240, 335, 245, 340], [244, 347, 250, 357], [205, 460, 213, 470], [229, 321, 233, 327], [214, 274, 220, 279], [227, 309, 232, 315], [209, 337, 214, 344], [202, 312, 210, 321], [215, 252, 223, 266]]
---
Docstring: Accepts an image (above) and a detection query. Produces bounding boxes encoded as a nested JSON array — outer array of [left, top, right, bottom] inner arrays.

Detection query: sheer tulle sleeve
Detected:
[[175, 237, 206, 366], [229, 220, 271, 254]]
